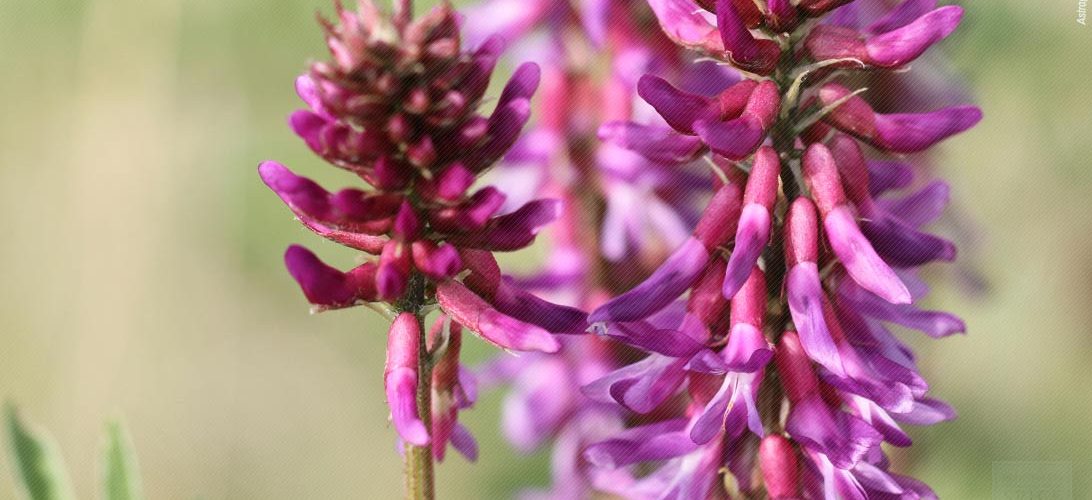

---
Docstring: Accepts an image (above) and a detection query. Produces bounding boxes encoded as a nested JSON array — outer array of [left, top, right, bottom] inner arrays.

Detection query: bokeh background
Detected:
[[1, 0, 1090, 498]]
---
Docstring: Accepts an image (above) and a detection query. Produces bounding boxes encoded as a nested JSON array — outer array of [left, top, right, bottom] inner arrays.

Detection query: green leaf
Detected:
[[102, 419, 143, 500], [5, 405, 76, 500]]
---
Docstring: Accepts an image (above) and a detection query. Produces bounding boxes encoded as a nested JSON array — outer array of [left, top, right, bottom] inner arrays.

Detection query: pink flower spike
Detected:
[[435, 279, 561, 353], [384, 312, 430, 446]]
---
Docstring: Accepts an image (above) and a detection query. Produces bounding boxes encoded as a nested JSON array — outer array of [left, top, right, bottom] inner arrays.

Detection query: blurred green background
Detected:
[[1, 0, 1090, 498]]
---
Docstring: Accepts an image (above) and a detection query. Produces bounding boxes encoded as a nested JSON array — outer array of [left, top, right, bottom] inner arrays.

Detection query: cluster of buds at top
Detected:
[[576, 0, 979, 498], [259, 0, 586, 459]]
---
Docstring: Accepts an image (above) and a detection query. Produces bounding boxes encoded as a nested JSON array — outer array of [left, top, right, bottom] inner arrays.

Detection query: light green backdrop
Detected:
[[0, 0, 1090, 498]]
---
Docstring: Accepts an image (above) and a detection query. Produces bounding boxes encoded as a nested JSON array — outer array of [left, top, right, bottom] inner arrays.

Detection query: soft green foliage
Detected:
[[6, 406, 75, 500], [102, 420, 143, 500]]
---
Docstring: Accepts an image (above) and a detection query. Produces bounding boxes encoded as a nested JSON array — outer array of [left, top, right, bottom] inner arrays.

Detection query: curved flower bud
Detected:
[[803, 144, 911, 304], [445, 198, 561, 251], [818, 83, 982, 153], [429, 318, 478, 461], [284, 245, 379, 310], [723, 146, 780, 298], [385, 312, 430, 446], [806, 7, 963, 69], [435, 279, 561, 353], [715, 0, 781, 75], [259, 161, 399, 235], [636, 75, 719, 134]]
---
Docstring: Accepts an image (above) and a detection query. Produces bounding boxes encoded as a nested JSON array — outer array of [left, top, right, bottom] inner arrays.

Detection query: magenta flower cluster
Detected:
[[262, 0, 981, 498], [259, 0, 586, 467]]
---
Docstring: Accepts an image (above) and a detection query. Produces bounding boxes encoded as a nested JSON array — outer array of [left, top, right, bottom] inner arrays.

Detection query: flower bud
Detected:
[[759, 435, 800, 499], [384, 312, 430, 446]]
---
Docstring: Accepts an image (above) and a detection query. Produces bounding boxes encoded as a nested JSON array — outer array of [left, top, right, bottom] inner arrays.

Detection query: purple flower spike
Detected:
[[819, 84, 982, 153], [435, 279, 561, 353], [715, 0, 781, 75], [723, 146, 780, 299], [284, 245, 378, 310], [385, 312, 430, 446]]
